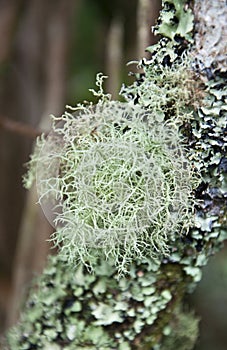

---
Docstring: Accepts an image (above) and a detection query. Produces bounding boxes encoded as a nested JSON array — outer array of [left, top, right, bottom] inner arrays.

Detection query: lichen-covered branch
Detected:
[[2, 0, 227, 349]]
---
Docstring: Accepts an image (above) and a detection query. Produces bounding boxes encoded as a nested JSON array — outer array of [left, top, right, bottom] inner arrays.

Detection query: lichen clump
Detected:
[[33, 101, 196, 273], [3, 1, 227, 350], [5, 254, 197, 350]]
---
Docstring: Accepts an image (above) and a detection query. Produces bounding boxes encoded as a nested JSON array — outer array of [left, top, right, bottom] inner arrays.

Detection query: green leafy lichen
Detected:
[[4, 254, 192, 350], [155, 0, 194, 42], [2, 0, 227, 349]]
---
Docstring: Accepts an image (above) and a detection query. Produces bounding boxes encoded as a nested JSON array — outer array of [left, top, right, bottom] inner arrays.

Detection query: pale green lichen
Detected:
[[3, 0, 227, 349], [155, 0, 194, 42], [4, 254, 188, 350], [30, 100, 198, 275], [121, 54, 193, 122], [23, 134, 46, 189]]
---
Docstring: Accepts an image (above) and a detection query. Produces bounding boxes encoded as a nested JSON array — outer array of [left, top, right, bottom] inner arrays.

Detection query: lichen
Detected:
[[32, 100, 198, 275], [5, 254, 192, 350], [2, 0, 227, 349], [154, 0, 194, 42]]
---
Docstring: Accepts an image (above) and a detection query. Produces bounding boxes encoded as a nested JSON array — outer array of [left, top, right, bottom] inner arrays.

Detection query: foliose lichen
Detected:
[[5, 254, 195, 350]]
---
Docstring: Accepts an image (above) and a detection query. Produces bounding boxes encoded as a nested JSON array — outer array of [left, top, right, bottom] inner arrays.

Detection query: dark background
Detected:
[[0, 1, 226, 349]]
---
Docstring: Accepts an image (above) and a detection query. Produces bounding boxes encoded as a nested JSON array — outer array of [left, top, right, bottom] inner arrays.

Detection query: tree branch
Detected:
[[0, 115, 42, 138]]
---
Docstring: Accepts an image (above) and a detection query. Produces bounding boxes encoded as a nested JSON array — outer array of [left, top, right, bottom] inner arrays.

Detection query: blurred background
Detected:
[[0, 1, 226, 349]]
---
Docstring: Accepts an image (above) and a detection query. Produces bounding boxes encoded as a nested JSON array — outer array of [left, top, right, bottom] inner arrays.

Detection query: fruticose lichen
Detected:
[[2, 0, 227, 349], [31, 100, 198, 274]]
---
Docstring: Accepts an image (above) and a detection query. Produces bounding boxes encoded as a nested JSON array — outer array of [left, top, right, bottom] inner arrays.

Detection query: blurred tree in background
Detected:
[[0, 0, 76, 330], [0, 1, 226, 350]]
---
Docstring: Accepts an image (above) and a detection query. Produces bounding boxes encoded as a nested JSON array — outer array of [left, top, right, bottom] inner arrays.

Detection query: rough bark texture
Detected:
[[193, 0, 227, 73]]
